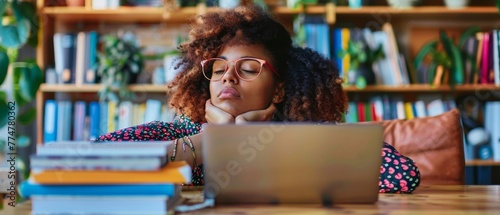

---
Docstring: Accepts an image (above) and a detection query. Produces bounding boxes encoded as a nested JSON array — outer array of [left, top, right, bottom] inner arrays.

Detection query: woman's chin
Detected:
[[214, 102, 249, 117]]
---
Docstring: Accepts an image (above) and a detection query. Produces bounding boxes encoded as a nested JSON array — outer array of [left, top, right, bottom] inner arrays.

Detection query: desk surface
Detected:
[[3, 185, 500, 214]]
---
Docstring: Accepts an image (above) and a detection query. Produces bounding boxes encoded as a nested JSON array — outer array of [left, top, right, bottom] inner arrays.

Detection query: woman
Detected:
[[96, 5, 420, 193]]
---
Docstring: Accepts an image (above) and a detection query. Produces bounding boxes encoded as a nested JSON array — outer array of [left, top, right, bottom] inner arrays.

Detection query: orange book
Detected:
[[29, 161, 191, 185]]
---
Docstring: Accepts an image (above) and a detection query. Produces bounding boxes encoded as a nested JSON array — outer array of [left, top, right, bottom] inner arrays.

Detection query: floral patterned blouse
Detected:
[[95, 115, 420, 193]]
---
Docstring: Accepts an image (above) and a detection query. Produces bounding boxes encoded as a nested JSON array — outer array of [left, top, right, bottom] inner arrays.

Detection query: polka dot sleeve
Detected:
[[379, 142, 420, 194], [93, 115, 202, 142]]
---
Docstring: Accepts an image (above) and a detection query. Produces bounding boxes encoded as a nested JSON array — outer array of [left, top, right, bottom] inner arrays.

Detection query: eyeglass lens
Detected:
[[205, 59, 262, 80]]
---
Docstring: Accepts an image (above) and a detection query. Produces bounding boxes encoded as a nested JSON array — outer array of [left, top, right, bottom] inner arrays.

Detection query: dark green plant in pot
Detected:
[[0, 0, 43, 138], [414, 27, 479, 86], [339, 40, 384, 88], [0, 0, 42, 190], [96, 34, 144, 102]]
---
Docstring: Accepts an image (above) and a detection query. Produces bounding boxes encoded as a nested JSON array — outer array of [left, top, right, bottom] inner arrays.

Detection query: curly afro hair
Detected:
[[167, 5, 347, 123], [278, 46, 347, 122]]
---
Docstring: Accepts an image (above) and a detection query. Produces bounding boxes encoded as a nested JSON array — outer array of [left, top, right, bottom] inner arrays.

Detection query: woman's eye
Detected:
[[213, 70, 225, 74]]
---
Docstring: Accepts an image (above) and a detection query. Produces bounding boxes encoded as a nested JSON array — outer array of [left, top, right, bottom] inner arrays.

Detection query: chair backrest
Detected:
[[378, 108, 465, 185]]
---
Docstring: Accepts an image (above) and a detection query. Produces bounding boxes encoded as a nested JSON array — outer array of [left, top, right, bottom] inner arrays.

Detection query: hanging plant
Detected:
[[96, 34, 144, 102]]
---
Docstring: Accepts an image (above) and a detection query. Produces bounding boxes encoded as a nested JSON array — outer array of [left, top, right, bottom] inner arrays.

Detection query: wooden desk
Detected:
[[3, 185, 500, 214]]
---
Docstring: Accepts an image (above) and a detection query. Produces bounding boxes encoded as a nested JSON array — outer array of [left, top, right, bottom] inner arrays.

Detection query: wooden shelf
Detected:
[[42, 6, 500, 23], [271, 5, 499, 15], [466, 160, 500, 166], [39, 84, 500, 93], [39, 84, 168, 93], [343, 84, 500, 92]]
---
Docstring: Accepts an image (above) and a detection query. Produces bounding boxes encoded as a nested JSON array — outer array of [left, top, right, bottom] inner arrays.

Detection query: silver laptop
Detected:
[[202, 123, 384, 205]]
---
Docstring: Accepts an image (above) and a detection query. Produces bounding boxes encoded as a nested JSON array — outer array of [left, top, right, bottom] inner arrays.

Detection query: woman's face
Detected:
[[209, 44, 283, 117]]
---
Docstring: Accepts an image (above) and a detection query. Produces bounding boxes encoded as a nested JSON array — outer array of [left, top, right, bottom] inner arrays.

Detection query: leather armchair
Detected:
[[379, 108, 465, 185]]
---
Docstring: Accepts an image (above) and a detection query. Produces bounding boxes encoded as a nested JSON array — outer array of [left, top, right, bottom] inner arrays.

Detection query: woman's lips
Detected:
[[218, 87, 240, 99]]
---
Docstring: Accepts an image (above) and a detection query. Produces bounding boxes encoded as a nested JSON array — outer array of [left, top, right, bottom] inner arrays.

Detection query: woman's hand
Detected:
[[205, 99, 235, 124], [235, 103, 276, 124]]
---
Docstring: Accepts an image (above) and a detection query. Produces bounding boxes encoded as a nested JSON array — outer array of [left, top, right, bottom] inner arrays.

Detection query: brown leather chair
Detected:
[[379, 108, 465, 185]]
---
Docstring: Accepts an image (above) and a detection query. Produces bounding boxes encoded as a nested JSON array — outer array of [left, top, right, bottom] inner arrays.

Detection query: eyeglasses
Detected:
[[201, 57, 280, 81]]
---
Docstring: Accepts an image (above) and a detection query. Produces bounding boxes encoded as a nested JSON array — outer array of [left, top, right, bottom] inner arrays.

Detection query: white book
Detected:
[[37, 141, 171, 157], [53, 33, 63, 84], [144, 99, 162, 123], [30, 155, 167, 170], [371, 96, 384, 121], [396, 100, 405, 120], [74, 31, 86, 85], [414, 100, 427, 118], [427, 99, 445, 117], [118, 101, 133, 129], [491, 102, 500, 161], [382, 23, 403, 86], [32, 195, 175, 215]]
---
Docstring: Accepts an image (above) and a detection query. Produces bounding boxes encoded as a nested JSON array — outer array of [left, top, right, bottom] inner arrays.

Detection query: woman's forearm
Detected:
[[167, 132, 203, 168]]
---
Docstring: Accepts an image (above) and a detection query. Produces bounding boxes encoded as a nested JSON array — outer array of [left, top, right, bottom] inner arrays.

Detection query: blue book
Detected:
[[88, 101, 100, 140], [43, 100, 58, 143], [20, 181, 180, 198]]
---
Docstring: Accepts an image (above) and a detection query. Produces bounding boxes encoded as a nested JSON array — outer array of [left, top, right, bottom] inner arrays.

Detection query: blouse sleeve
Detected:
[[93, 115, 202, 142], [379, 142, 420, 194]]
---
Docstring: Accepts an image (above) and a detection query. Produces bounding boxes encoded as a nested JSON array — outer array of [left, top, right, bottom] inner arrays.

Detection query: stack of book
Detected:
[[20, 141, 191, 215]]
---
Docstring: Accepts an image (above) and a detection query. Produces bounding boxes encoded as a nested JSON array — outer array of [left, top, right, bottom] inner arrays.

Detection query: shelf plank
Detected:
[[40, 84, 500, 93], [465, 160, 500, 166], [343, 84, 500, 92], [42, 6, 500, 23], [39, 84, 168, 93]]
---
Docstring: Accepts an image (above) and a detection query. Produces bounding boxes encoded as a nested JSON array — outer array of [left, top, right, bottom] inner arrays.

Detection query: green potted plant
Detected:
[[0, 0, 43, 142], [0, 0, 42, 193], [339, 39, 384, 88], [413, 27, 479, 86], [96, 34, 144, 102]]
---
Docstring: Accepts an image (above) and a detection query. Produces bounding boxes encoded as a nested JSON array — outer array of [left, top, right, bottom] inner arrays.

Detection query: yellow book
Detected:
[[107, 101, 116, 132], [341, 28, 350, 80], [404, 102, 415, 120], [29, 161, 191, 185]]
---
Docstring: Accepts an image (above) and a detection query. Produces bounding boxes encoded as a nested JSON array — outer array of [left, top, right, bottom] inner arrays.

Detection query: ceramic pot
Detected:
[[387, 0, 421, 8], [444, 0, 469, 9]]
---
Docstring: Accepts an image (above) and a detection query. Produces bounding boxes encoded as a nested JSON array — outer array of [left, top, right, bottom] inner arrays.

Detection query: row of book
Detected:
[[53, 31, 99, 85], [459, 30, 500, 85], [43, 99, 176, 144], [305, 22, 410, 86], [21, 141, 190, 214], [343, 97, 456, 123], [303, 17, 500, 86], [50, 30, 184, 86]]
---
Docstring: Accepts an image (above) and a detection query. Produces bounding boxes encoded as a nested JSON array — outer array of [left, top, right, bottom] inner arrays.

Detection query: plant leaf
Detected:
[[497, 0, 500, 14], [414, 40, 438, 71], [18, 107, 36, 125], [12, 65, 28, 106], [0, 99, 8, 128], [0, 0, 7, 19], [440, 30, 464, 85], [458, 26, 480, 48], [0, 50, 9, 85], [26, 62, 43, 98]]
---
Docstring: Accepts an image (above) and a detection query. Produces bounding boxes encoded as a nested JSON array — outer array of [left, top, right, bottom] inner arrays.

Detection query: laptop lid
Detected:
[[202, 123, 384, 205]]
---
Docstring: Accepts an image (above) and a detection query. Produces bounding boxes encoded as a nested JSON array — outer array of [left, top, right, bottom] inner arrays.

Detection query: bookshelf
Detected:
[[35, 0, 500, 170]]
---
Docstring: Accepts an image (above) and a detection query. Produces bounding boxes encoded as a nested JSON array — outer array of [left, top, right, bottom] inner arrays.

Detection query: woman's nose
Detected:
[[221, 64, 239, 83]]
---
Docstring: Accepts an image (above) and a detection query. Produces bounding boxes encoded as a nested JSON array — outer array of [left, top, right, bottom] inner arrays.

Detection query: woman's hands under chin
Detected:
[[235, 103, 276, 124], [205, 99, 235, 124]]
